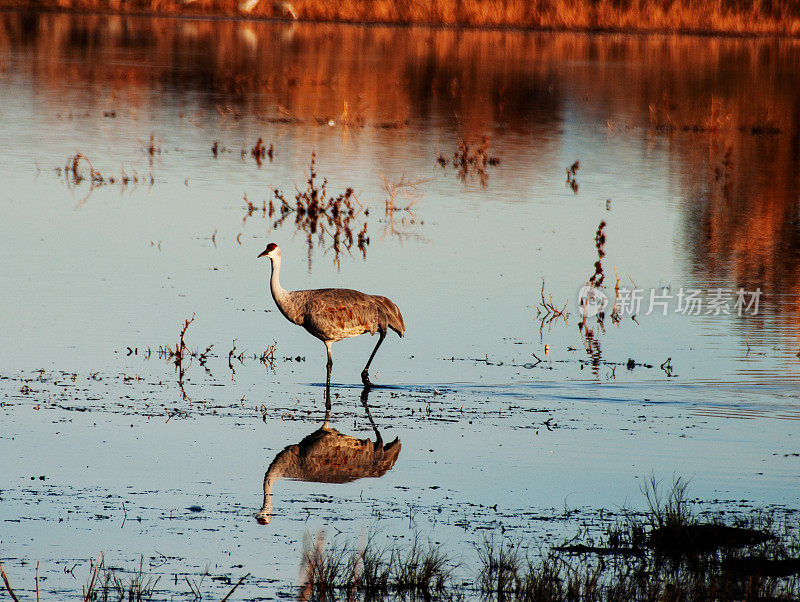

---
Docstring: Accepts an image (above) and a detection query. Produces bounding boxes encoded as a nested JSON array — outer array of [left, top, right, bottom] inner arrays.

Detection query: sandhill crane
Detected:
[[258, 243, 405, 395], [239, 0, 299, 19], [256, 389, 401, 524]]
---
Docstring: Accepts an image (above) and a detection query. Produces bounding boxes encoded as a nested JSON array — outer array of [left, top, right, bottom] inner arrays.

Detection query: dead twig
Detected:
[[83, 552, 103, 602], [535, 279, 569, 339], [0, 561, 20, 602], [220, 572, 250, 602]]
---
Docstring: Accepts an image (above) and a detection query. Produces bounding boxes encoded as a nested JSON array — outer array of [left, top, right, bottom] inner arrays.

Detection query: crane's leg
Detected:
[[361, 330, 386, 389], [325, 341, 333, 413]]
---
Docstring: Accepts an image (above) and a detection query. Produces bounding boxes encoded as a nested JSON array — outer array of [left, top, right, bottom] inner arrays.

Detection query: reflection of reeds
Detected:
[[535, 278, 569, 340], [5, 13, 798, 143], [250, 137, 273, 167], [11, 0, 800, 34], [58, 151, 149, 206], [437, 136, 500, 188], [6, 12, 800, 326], [650, 95, 733, 132], [380, 174, 428, 241], [565, 159, 579, 193], [579, 221, 609, 374], [271, 153, 368, 268]]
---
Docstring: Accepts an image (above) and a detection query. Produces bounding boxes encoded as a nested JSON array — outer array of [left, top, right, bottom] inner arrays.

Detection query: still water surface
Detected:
[[1, 12, 799, 598]]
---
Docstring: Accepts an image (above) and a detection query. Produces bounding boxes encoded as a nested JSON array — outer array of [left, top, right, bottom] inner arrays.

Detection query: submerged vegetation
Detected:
[[7, 0, 800, 35]]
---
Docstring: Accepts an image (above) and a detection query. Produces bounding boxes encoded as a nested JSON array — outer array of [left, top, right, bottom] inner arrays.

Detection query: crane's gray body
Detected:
[[260, 244, 404, 390], [276, 287, 405, 343]]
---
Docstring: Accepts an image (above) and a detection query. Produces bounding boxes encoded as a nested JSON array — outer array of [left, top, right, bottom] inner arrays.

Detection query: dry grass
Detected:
[[1, 554, 248, 602], [3, 0, 800, 35], [299, 531, 453, 599], [299, 495, 800, 601]]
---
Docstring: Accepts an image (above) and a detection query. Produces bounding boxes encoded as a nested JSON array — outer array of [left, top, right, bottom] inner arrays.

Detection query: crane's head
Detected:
[[255, 509, 272, 525], [258, 242, 280, 260]]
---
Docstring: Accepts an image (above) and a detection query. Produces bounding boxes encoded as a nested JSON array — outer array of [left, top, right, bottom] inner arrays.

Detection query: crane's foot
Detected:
[[361, 369, 372, 389]]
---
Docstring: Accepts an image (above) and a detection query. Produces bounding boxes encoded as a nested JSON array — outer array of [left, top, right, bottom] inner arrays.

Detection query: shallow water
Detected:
[[1, 12, 800, 599]]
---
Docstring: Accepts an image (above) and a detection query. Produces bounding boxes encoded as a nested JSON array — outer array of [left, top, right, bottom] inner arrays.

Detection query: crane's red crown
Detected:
[[258, 242, 278, 258]]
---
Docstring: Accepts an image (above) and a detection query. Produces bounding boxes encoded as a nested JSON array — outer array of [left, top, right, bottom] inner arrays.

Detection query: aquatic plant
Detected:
[[437, 136, 500, 188], [271, 153, 368, 268], [1, 554, 248, 602], [298, 531, 452, 599], [565, 160, 579, 193]]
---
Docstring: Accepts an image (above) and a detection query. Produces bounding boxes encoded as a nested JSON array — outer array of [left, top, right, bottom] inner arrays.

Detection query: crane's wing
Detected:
[[297, 289, 404, 341]]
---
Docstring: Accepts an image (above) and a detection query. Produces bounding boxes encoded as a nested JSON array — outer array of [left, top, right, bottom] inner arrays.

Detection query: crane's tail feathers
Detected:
[[374, 296, 405, 337], [374, 439, 402, 473]]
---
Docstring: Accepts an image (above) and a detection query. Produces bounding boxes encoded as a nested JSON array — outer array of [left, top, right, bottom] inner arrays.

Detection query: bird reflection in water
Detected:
[[256, 388, 401, 524]]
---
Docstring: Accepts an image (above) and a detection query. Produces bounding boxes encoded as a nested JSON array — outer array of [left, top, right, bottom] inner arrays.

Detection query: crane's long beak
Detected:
[[257, 249, 269, 258]]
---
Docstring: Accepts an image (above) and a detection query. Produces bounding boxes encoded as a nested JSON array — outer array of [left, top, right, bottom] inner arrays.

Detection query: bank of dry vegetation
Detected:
[[2, 0, 800, 36]]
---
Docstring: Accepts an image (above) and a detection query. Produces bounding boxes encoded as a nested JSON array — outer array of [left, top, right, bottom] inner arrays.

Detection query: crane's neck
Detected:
[[269, 254, 286, 295], [268, 254, 296, 321], [257, 449, 298, 524], [256, 469, 278, 524]]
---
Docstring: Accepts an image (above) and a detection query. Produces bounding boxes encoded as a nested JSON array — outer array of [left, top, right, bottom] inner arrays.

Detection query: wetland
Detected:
[[1, 11, 800, 600]]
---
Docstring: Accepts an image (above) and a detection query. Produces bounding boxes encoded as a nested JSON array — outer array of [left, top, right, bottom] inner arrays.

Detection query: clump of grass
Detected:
[[469, 477, 800, 601], [143, 133, 160, 156], [157, 314, 215, 402], [477, 537, 523, 595], [578, 220, 609, 371], [58, 152, 148, 205], [437, 136, 500, 188], [2, 554, 173, 602], [272, 153, 368, 268], [64, 152, 105, 186], [565, 160, 579, 193], [391, 534, 450, 596], [161, 314, 196, 369], [242, 193, 271, 225], [300, 533, 350, 599], [258, 340, 278, 371], [642, 475, 774, 559], [250, 137, 274, 166], [552, 477, 800, 600], [299, 531, 453, 599], [533, 279, 569, 341], [94, 556, 160, 602], [342, 535, 392, 596]]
